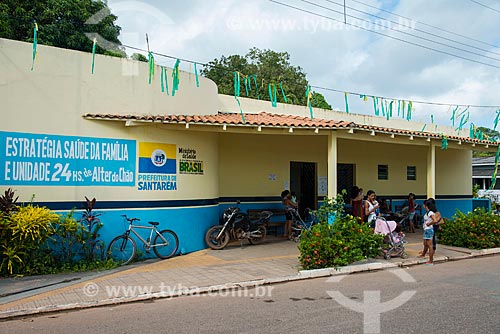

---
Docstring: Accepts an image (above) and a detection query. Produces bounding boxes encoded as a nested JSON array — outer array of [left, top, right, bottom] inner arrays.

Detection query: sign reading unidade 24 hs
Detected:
[[0, 131, 136, 186]]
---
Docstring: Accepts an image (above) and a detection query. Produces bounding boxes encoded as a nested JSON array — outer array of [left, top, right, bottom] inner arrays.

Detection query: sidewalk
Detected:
[[1, 232, 499, 320]]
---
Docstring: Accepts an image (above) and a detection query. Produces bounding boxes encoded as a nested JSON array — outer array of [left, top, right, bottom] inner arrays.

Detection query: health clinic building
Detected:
[[1, 38, 495, 253]]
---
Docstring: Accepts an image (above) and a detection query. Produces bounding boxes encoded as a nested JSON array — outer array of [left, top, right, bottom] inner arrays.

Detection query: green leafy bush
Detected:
[[299, 194, 383, 270], [439, 208, 500, 249], [0, 189, 116, 277], [0, 205, 59, 275]]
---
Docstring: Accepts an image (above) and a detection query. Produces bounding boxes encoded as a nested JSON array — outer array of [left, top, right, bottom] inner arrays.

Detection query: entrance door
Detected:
[[290, 161, 317, 217], [337, 163, 355, 202]]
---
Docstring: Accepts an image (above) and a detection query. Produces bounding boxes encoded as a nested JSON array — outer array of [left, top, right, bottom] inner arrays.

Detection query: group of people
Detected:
[[350, 186, 444, 265]]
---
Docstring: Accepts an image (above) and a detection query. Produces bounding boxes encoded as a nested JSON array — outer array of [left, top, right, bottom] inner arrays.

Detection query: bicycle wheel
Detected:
[[107, 235, 136, 265], [153, 229, 179, 259]]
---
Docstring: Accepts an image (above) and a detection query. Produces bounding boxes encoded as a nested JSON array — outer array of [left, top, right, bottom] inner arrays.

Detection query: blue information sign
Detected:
[[0, 131, 136, 186]]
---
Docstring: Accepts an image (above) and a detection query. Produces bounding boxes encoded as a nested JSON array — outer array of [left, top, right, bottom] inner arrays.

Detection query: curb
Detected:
[[1, 248, 499, 320]]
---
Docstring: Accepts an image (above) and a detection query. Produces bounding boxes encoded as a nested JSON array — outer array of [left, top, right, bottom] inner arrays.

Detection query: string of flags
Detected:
[[27, 22, 500, 144]]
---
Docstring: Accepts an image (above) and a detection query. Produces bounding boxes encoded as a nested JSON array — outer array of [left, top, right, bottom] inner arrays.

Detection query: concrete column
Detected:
[[427, 142, 436, 198], [328, 132, 338, 198]]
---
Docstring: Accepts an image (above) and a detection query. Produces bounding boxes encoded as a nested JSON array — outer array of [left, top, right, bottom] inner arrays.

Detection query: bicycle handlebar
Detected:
[[121, 214, 140, 223]]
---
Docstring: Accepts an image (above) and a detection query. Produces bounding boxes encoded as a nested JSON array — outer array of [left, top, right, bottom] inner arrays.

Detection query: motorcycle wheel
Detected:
[[205, 225, 230, 250], [248, 225, 267, 245]]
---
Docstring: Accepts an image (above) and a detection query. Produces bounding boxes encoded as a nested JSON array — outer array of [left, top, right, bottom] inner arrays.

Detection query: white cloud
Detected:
[[109, 0, 500, 128]]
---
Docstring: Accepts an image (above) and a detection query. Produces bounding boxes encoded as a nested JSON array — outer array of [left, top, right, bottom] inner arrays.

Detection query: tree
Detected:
[[473, 126, 499, 158], [131, 53, 148, 62], [201, 48, 332, 110], [0, 0, 122, 56]]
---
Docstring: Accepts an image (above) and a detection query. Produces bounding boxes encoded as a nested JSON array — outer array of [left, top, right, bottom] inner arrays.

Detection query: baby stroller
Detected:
[[286, 207, 317, 242], [374, 217, 408, 260]]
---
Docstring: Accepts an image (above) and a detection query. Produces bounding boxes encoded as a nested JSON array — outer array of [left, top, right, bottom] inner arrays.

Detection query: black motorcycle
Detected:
[[205, 205, 272, 250]]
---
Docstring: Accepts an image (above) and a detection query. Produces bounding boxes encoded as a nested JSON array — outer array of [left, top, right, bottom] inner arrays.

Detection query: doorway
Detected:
[[290, 161, 317, 217], [337, 163, 355, 202]]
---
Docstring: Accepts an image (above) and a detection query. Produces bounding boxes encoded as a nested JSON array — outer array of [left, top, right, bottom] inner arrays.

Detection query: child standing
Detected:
[[419, 199, 439, 265], [407, 193, 416, 233]]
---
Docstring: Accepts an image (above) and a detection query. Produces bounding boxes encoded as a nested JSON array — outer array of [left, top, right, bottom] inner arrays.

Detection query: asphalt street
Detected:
[[1, 255, 499, 334]]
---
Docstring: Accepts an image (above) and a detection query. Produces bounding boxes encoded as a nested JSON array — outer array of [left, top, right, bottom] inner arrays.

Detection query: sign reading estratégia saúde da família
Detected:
[[0, 131, 136, 186]]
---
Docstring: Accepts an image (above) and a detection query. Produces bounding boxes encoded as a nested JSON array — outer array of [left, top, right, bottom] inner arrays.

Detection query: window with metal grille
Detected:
[[378, 165, 388, 180], [407, 166, 416, 180]]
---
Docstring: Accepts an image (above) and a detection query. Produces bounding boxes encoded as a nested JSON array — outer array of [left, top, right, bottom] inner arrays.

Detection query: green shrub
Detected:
[[299, 216, 383, 269], [439, 208, 500, 249], [0, 205, 59, 275], [0, 189, 117, 277], [299, 194, 383, 270]]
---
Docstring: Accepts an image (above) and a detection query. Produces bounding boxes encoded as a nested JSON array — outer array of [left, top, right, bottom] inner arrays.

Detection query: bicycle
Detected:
[[106, 215, 179, 265]]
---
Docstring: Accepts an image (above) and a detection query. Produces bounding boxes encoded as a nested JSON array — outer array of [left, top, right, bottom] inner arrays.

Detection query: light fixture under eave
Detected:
[[289, 127, 294, 133], [390, 133, 395, 138], [222, 124, 227, 131], [472, 143, 476, 147], [314, 128, 319, 134], [458, 141, 462, 145], [370, 130, 375, 136], [486, 144, 489, 148], [426, 137, 431, 142], [348, 128, 354, 134], [409, 135, 414, 140], [185, 123, 190, 129], [257, 126, 262, 132]]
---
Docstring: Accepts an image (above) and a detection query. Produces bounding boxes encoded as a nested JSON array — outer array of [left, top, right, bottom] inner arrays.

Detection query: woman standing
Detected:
[[364, 190, 379, 228], [419, 199, 440, 265], [350, 186, 364, 221]]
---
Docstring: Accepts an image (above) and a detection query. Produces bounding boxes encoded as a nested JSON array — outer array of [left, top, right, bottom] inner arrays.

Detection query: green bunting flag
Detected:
[[385, 100, 390, 120], [235, 96, 246, 124], [171, 59, 180, 96], [490, 145, 500, 189], [160, 65, 165, 93], [148, 52, 155, 85], [397, 100, 401, 117], [31, 21, 38, 71], [359, 95, 368, 102], [344, 92, 349, 113], [431, 115, 434, 124], [251, 75, 259, 99], [401, 101, 406, 119], [470, 123, 475, 138], [450, 106, 459, 127], [194, 63, 199, 87], [233, 72, 241, 97], [407, 101, 412, 121], [381, 98, 386, 117], [280, 82, 288, 103], [457, 110, 469, 131], [441, 136, 448, 150], [268, 84, 277, 108], [372, 97, 379, 116], [160, 66, 169, 95], [244, 77, 250, 96], [306, 86, 313, 119], [494, 109, 500, 131], [421, 124, 427, 132], [91, 38, 97, 74], [389, 100, 394, 118]]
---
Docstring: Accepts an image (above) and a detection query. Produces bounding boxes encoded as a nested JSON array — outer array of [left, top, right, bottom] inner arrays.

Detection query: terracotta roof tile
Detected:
[[82, 111, 498, 145]]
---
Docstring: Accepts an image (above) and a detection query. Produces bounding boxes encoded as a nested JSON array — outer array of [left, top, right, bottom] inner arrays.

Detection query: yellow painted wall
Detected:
[[218, 133, 327, 197], [338, 138, 428, 196], [436, 148, 472, 195], [0, 38, 219, 202]]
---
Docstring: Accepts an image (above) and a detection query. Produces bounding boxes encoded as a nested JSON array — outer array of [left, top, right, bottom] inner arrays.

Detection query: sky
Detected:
[[106, 0, 500, 129]]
